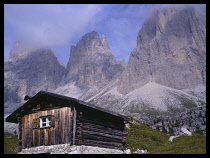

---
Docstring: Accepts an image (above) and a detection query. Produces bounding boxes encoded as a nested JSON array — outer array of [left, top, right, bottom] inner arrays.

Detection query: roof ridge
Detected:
[[6, 91, 132, 123]]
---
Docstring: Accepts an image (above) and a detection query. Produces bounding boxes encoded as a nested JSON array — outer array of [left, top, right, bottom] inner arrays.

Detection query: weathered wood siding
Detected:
[[20, 105, 127, 150], [21, 107, 73, 149], [75, 111, 127, 150]]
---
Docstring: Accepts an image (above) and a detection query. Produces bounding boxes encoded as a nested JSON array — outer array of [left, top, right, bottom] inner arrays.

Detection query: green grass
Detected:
[[4, 132, 19, 154], [126, 118, 206, 154], [149, 133, 206, 154]]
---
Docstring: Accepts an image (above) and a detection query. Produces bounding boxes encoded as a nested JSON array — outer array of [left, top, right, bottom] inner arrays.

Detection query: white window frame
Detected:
[[40, 116, 51, 128]]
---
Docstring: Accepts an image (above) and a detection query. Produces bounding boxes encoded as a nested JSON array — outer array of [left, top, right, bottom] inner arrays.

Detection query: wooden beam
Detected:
[[72, 107, 77, 145], [77, 122, 125, 133], [77, 117, 124, 131], [32, 108, 40, 111], [77, 125, 126, 136], [77, 129, 125, 140], [81, 133, 126, 143], [78, 114, 124, 128], [82, 139, 123, 147]]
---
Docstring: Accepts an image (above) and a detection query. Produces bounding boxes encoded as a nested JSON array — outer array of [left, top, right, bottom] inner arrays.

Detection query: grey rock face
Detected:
[[151, 105, 206, 135], [65, 31, 125, 89], [118, 6, 206, 94], [76, 53, 125, 89], [65, 31, 112, 80], [101, 34, 110, 50], [4, 46, 65, 113]]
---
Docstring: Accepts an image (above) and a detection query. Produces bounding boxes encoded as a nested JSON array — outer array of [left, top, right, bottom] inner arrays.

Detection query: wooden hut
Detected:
[[6, 91, 131, 151]]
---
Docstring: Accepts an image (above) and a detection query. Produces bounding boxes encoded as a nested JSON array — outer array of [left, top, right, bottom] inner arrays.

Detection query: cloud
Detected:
[[150, 4, 206, 15], [4, 4, 154, 64], [7, 4, 204, 65], [4, 4, 101, 47]]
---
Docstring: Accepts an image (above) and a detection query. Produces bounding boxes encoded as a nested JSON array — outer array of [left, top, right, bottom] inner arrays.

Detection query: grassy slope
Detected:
[[126, 118, 206, 154], [4, 132, 19, 154]]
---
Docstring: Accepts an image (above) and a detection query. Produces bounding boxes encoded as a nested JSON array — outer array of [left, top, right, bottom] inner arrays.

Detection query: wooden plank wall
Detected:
[[21, 107, 73, 149], [75, 111, 127, 150]]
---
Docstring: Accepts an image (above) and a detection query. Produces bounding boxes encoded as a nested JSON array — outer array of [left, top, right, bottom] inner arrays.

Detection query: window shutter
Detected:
[[32, 118, 40, 129], [50, 115, 55, 127]]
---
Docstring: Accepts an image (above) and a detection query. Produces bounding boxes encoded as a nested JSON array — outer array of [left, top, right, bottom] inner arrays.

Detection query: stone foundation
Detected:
[[17, 144, 126, 154]]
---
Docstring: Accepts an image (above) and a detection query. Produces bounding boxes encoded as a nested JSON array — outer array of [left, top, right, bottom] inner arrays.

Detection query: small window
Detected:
[[40, 117, 51, 128]]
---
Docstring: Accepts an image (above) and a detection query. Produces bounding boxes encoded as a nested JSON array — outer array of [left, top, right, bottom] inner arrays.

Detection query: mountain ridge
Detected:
[[4, 5, 206, 135], [118, 6, 206, 94]]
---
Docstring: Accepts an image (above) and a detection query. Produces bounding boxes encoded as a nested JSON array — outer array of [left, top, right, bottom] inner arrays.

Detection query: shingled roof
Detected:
[[6, 91, 132, 123]]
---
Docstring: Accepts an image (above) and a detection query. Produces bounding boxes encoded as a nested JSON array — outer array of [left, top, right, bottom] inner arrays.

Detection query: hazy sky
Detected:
[[4, 4, 205, 66]]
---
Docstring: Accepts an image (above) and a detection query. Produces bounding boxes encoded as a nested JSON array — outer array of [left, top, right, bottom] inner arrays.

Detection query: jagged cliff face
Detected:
[[66, 31, 111, 79], [65, 31, 125, 89], [4, 44, 65, 112], [76, 52, 125, 88], [118, 6, 206, 94]]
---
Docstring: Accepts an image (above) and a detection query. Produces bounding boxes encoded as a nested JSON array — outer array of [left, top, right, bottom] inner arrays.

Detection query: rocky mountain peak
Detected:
[[65, 31, 101, 79], [65, 31, 121, 81], [118, 6, 206, 95], [4, 46, 65, 112], [8, 41, 35, 61], [59, 30, 126, 92], [77, 31, 102, 54], [119, 59, 126, 67], [101, 34, 110, 52]]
